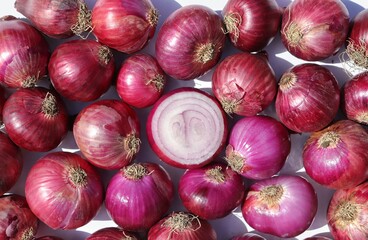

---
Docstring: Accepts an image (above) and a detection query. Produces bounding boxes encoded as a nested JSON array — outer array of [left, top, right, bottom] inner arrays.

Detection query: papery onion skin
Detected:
[[147, 212, 217, 240], [74, 99, 140, 170], [222, 0, 282, 52], [342, 72, 368, 125], [14, 0, 92, 38], [0, 17, 49, 88], [327, 181, 368, 239], [49, 39, 114, 102], [225, 115, 291, 180], [303, 120, 368, 189], [86, 227, 139, 240], [230, 233, 266, 240], [146, 87, 227, 169], [116, 53, 166, 108], [280, 0, 349, 61], [155, 5, 225, 80], [2, 87, 68, 152], [0, 194, 38, 240], [275, 63, 340, 133], [92, 0, 158, 54], [242, 175, 318, 238], [0, 132, 23, 196], [25, 152, 104, 230], [105, 162, 174, 231], [178, 162, 245, 219], [212, 52, 277, 116]]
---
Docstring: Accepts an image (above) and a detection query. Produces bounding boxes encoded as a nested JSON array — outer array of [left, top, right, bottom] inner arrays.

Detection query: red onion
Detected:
[[178, 162, 245, 219], [25, 152, 104, 230], [212, 52, 277, 116], [105, 162, 174, 231], [87, 227, 139, 240], [230, 233, 266, 240], [280, 0, 349, 61], [327, 181, 368, 239], [49, 39, 114, 102], [155, 5, 225, 80], [2, 87, 68, 152], [225, 115, 291, 180], [0, 16, 49, 88], [222, 0, 282, 52], [0, 132, 22, 196], [146, 87, 227, 169], [242, 175, 318, 238], [116, 53, 166, 108], [15, 0, 92, 38], [342, 71, 368, 125], [275, 63, 340, 133], [303, 120, 368, 189], [0, 194, 38, 240], [73, 99, 140, 170], [36, 237, 63, 240], [147, 212, 217, 240], [92, 0, 158, 54]]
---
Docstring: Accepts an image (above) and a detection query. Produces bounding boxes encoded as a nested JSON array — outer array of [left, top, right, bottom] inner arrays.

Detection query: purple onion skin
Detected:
[[230, 233, 266, 240], [86, 227, 139, 240], [35, 237, 64, 240]]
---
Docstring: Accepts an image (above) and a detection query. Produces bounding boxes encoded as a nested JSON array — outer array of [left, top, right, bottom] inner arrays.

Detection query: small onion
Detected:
[[275, 63, 340, 133], [155, 5, 225, 80], [105, 162, 174, 231], [86, 227, 139, 240], [146, 87, 227, 169], [303, 120, 368, 189], [116, 53, 166, 108], [242, 175, 318, 238], [230, 233, 266, 240], [147, 212, 217, 240], [25, 152, 104, 230]]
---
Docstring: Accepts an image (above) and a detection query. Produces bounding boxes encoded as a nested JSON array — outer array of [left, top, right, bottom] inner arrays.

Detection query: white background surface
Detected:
[[2, 0, 368, 239]]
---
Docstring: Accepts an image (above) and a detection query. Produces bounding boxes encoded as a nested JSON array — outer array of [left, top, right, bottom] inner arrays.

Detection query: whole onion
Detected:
[[225, 115, 291, 180], [2, 87, 68, 152], [230, 233, 266, 240], [303, 120, 368, 189], [0, 16, 49, 88], [49, 39, 115, 102], [327, 181, 368, 239], [86, 227, 139, 240], [212, 52, 277, 116], [25, 152, 104, 230], [73, 99, 141, 170], [146, 87, 227, 169], [280, 0, 349, 61], [105, 162, 174, 231], [222, 0, 282, 52], [155, 5, 225, 80], [92, 0, 158, 54], [275, 63, 340, 133], [147, 212, 217, 240], [242, 175, 318, 238]]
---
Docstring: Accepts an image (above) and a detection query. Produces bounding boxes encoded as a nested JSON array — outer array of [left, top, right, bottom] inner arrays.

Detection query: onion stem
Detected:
[[195, 43, 215, 64], [98, 45, 112, 65], [42, 92, 58, 117], [162, 212, 200, 233], [285, 22, 303, 47], [146, 74, 165, 91], [123, 163, 147, 180], [71, 0, 92, 38], [21, 227, 35, 240], [147, 8, 159, 26], [205, 166, 225, 183], [334, 201, 358, 227], [318, 131, 340, 148], [346, 40, 368, 69], [279, 73, 297, 91], [223, 12, 242, 42], [226, 149, 245, 173], [68, 167, 87, 187], [259, 185, 284, 206], [357, 112, 368, 124]]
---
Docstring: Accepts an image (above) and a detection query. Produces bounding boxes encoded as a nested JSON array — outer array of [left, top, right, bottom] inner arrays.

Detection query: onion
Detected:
[[146, 87, 227, 169], [147, 212, 217, 240], [92, 0, 158, 54], [14, 0, 92, 38], [275, 63, 340, 133], [0, 16, 49, 88], [0, 86, 6, 123], [0, 132, 22, 196], [178, 162, 245, 219], [303, 120, 368, 189], [73, 99, 141, 170], [280, 0, 349, 61], [327, 181, 368, 239], [304, 237, 332, 240], [2, 87, 68, 152], [225, 115, 291, 180], [0, 194, 38, 240], [242, 175, 318, 238], [222, 0, 282, 52], [342, 71, 368, 125], [230, 233, 266, 240], [36, 237, 63, 240], [25, 152, 104, 230], [49, 39, 115, 102], [212, 52, 277, 116], [116, 53, 166, 108], [155, 5, 225, 80], [87, 227, 139, 240], [105, 162, 174, 231]]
